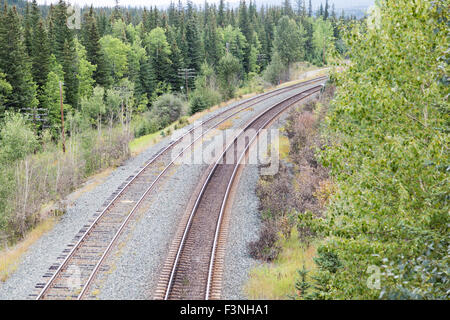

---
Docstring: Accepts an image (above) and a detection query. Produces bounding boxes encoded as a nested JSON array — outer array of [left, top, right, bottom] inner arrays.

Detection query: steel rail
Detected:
[[205, 86, 323, 299], [36, 76, 326, 300], [163, 84, 323, 300]]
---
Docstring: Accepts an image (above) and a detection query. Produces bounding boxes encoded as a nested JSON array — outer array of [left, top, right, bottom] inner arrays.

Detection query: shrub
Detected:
[[256, 163, 294, 216], [217, 52, 241, 100], [133, 113, 160, 138], [189, 87, 222, 114], [81, 129, 130, 176], [263, 52, 287, 85], [150, 93, 187, 128], [249, 221, 281, 262], [0, 112, 38, 163]]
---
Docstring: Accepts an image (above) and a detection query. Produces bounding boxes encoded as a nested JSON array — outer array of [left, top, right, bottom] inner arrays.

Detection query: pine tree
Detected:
[[283, 0, 293, 17], [308, 0, 312, 17], [112, 0, 122, 22], [166, 26, 183, 91], [50, 0, 70, 63], [185, 1, 202, 72], [203, 11, 222, 67], [83, 6, 110, 88], [0, 6, 37, 112], [318, 3, 324, 17], [294, 266, 311, 299], [238, 0, 252, 74], [168, 1, 176, 26], [24, 2, 32, 57], [31, 20, 50, 105], [324, 0, 329, 20], [62, 39, 79, 109], [218, 0, 225, 28], [30, 0, 40, 28], [138, 56, 155, 104], [302, 16, 314, 62], [48, 1, 79, 108]]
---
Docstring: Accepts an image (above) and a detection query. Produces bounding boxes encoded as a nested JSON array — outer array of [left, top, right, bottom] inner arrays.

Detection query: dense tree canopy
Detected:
[[300, 0, 449, 299], [0, 0, 350, 135]]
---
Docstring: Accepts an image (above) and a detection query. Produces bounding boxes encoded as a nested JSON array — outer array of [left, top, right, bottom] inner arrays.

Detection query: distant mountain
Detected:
[[249, 0, 374, 15]]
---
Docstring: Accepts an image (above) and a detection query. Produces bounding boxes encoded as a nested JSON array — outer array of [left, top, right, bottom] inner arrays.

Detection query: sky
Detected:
[[35, 0, 375, 9]]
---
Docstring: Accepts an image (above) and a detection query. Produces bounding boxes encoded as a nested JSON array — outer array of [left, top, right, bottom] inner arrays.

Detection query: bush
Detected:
[[249, 221, 281, 261], [150, 93, 187, 128], [189, 87, 222, 114], [81, 129, 130, 176], [263, 52, 287, 85], [0, 112, 38, 163], [217, 52, 241, 100], [133, 112, 160, 138]]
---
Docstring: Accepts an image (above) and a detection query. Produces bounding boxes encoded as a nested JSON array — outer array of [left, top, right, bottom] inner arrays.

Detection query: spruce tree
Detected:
[[62, 39, 79, 109], [166, 26, 183, 91], [30, 0, 40, 28], [218, 0, 225, 28], [283, 0, 293, 17], [324, 0, 329, 20], [139, 56, 155, 104], [24, 2, 32, 58], [0, 6, 37, 112], [83, 7, 110, 88], [185, 1, 202, 72], [238, 0, 252, 74], [48, 1, 79, 108], [31, 20, 50, 105], [203, 12, 222, 67], [319, 3, 324, 17]]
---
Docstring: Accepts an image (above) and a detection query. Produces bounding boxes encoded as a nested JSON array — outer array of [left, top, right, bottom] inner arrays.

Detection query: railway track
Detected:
[[33, 76, 326, 300], [156, 85, 323, 300]]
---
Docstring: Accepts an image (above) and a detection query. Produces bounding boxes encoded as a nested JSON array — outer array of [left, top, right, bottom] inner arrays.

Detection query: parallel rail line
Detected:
[[158, 84, 324, 300], [33, 76, 326, 300]]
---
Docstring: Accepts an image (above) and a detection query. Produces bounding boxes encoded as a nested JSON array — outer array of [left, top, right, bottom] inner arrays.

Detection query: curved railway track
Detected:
[[157, 85, 323, 300], [33, 76, 326, 300]]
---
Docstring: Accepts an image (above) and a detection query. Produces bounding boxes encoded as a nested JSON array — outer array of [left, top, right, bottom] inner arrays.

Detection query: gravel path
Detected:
[[0, 84, 314, 300]]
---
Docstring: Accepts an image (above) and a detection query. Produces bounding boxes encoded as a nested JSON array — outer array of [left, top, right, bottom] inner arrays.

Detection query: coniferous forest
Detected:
[[0, 0, 349, 127], [0, 0, 350, 241]]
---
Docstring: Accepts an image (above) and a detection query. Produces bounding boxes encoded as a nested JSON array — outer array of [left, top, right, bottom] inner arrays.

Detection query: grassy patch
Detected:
[[0, 216, 58, 282], [129, 130, 161, 156], [217, 119, 233, 130], [278, 135, 290, 160], [244, 227, 317, 299]]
